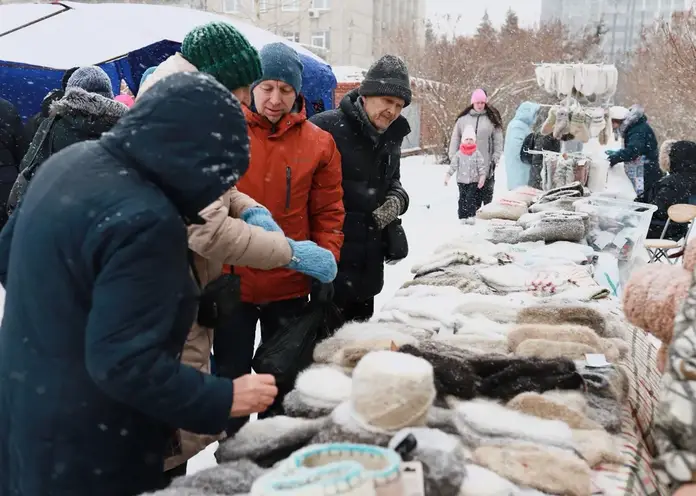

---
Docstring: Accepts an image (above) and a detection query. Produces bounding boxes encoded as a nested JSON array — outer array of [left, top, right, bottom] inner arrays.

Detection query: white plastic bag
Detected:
[[603, 163, 638, 200]]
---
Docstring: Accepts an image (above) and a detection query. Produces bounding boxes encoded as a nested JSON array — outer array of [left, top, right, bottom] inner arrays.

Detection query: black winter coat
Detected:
[[22, 89, 64, 145], [638, 140, 696, 241], [7, 87, 128, 215], [0, 98, 25, 227], [520, 132, 561, 189], [310, 89, 410, 303], [0, 72, 250, 496]]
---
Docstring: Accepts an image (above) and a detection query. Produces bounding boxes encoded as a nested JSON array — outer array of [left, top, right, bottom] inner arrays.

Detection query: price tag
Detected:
[[401, 461, 425, 496], [585, 353, 611, 367]]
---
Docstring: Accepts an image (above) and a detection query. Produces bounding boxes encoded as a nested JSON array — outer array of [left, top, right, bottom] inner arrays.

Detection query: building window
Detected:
[[281, 0, 299, 11], [224, 0, 241, 12], [282, 31, 300, 42], [257, 0, 268, 12], [311, 0, 329, 9], [310, 30, 330, 50]]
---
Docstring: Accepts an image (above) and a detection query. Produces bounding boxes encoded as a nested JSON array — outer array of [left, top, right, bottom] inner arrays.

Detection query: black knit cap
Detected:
[[358, 55, 412, 107]]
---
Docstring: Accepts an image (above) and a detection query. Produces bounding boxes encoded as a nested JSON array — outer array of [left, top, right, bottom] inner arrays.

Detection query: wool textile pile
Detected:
[[141, 221, 666, 496]]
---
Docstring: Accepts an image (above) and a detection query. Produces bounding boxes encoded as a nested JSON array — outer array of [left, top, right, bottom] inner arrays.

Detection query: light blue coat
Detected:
[[504, 101, 540, 190]]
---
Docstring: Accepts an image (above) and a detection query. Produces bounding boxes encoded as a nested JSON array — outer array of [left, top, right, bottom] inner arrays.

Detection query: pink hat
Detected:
[[471, 89, 487, 105], [115, 94, 135, 108]]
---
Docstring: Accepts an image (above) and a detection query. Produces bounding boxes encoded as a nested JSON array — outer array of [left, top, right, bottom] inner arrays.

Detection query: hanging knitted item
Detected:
[[588, 107, 606, 138], [553, 108, 570, 139], [569, 111, 590, 143], [541, 107, 557, 135]]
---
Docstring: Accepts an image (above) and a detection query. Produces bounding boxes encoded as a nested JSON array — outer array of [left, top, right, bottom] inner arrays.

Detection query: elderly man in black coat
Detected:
[[310, 55, 411, 326], [0, 72, 277, 496]]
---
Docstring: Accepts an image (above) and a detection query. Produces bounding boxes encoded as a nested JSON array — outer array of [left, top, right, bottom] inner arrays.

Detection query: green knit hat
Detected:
[[181, 21, 262, 91]]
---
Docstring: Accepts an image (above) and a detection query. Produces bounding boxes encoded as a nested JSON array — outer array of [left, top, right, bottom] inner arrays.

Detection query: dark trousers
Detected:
[[328, 297, 375, 333], [213, 296, 308, 436], [162, 461, 187, 485], [457, 182, 479, 219], [476, 176, 495, 207]]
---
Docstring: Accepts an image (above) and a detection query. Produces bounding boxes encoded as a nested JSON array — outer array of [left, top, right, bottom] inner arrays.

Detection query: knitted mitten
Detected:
[[241, 206, 283, 233], [623, 239, 696, 372], [569, 111, 590, 143], [372, 195, 403, 230], [285, 239, 337, 283], [553, 108, 570, 139], [541, 107, 557, 135], [589, 108, 606, 138]]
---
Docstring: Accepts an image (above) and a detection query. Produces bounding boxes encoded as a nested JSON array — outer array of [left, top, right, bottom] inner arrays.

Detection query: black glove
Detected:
[[311, 280, 334, 303]]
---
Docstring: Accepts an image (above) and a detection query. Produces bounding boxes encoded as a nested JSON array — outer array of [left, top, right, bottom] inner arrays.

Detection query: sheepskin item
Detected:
[[449, 398, 577, 451], [351, 351, 436, 431], [515, 339, 597, 360], [255, 443, 404, 496], [312, 402, 392, 447], [507, 392, 602, 430], [507, 324, 624, 361], [411, 246, 500, 276], [517, 305, 607, 336], [426, 406, 458, 435], [433, 333, 510, 356], [572, 429, 624, 467], [466, 355, 584, 401], [576, 363, 628, 433], [216, 416, 328, 467], [517, 211, 587, 243], [389, 427, 468, 495], [283, 365, 352, 418], [170, 459, 266, 494], [473, 443, 592, 496], [398, 343, 478, 400], [459, 464, 547, 496], [476, 199, 528, 221]]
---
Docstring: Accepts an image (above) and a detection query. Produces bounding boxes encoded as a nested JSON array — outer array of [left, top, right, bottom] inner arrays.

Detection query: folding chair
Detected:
[[644, 204, 696, 264]]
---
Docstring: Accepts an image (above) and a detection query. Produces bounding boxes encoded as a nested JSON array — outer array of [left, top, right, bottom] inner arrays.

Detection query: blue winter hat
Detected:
[[253, 42, 303, 96], [67, 66, 114, 99], [140, 67, 157, 89]]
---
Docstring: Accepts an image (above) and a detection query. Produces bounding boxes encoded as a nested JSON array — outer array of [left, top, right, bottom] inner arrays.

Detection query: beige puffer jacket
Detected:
[[165, 188, 292, 471], [137, 54, 293, 471]]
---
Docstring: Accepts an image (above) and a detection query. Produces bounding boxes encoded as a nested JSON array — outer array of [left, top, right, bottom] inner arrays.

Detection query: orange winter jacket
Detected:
[[231, 101, 345, 303]]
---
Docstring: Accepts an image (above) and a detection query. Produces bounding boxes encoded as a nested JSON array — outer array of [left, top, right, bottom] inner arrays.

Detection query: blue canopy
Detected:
[[0, 2, 336, 120]]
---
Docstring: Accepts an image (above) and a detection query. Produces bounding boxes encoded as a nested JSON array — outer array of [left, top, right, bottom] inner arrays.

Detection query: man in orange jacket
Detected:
[[215, 42, 345, 434]]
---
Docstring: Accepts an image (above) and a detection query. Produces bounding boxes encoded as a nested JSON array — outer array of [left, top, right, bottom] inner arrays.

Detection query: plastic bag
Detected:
[[252, 301, 337, 389]]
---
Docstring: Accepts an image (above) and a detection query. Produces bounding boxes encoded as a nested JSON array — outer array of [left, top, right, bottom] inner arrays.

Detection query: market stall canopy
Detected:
[[0, 2, 337, 119]]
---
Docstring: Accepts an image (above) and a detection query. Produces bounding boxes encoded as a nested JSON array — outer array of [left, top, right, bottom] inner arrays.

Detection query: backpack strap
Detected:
[[19, 115, 56, 175]]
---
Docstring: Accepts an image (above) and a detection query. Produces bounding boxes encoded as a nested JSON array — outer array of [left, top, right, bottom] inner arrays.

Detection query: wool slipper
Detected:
[[538, 181, 584, 200], [216, 416, 329, 467], [389, 427, 469, 495], [507, 391, 603, 430], [515, 339, 598, 360], [449, 398, 577, 452], [517, 306, 607, 336], [170, 460, 267, 494], [517, 214, 586, 242], [572, 429, 624, 467], [473, 443, 592, 496]]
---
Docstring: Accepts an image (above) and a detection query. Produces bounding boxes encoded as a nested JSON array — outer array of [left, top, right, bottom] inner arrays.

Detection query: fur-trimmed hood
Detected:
[[50, 87, 127, 127], [619, 104, 646, 137], [659, 139, 696, 174]]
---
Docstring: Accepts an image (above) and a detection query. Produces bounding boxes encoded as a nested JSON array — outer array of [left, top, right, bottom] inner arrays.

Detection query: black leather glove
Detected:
[[311, 280, 334, 303]]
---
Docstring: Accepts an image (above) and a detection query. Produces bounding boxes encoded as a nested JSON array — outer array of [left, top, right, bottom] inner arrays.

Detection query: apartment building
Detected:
[[204, 0, 426, 67], [540, 0, 693, 61]]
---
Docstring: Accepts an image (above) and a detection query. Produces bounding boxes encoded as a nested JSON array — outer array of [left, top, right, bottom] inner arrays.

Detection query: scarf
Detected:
[[356, 97, 385, 144], [459, 143, 477, 155]]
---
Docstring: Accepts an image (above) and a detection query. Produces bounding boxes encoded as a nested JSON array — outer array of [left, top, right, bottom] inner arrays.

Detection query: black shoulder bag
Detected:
[[188, 251, 242, 328]]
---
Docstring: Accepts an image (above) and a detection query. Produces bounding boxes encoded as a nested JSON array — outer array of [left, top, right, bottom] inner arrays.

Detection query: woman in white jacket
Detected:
[[449, 88, 504, 208]]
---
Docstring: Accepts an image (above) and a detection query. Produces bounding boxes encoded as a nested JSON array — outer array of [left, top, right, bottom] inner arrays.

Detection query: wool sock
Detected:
[[541, 107, 557, 135], [553, 108, 570, 138]]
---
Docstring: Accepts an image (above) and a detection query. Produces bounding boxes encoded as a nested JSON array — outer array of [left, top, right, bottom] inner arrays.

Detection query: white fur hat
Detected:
[[351, 350, 436, 431], [609, 105, 629, 121], [461, 125, 477, 142]]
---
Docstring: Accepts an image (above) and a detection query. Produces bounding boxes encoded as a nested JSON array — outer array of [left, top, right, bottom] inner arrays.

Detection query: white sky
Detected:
[[427, 0, 542, 35]]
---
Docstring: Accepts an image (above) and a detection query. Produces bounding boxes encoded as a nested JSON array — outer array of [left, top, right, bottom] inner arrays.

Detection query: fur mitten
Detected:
[[473, 443, 591, 496], [569, 111, 590, 143], [541, 106, 557, 135], [623, 238, 696, 371], [553, 108, 570, 139], [170, 460, 266, 494], [215, 416, 328, 467]]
